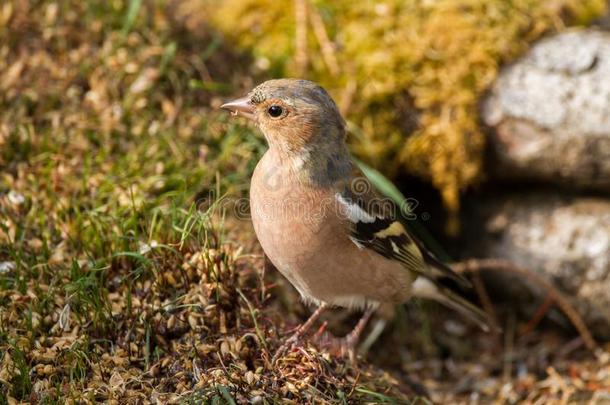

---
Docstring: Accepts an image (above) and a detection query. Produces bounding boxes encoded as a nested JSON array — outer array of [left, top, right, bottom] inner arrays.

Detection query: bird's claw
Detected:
[[272, 332, 302, 364], [312, 330, 358, 362]]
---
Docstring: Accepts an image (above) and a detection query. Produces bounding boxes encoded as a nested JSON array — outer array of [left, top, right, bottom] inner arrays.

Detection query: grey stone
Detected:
[[482, 30, 610, 190], [463, 193, 610, 339]]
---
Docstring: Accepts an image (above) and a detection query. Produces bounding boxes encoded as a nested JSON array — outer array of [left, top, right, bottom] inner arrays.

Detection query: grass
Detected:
[[0, 0, 412, 402], [1, 0, 609, 403]]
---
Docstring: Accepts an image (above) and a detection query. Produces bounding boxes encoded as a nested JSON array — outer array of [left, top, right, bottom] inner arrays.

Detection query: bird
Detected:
[[221, 78, 491, 360]]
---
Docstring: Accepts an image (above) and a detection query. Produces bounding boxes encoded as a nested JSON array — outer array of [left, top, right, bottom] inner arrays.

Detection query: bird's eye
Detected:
[[267, 105, 283, 118]]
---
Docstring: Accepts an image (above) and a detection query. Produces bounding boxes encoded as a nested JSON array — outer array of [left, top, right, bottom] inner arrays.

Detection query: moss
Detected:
[[0, 1, 413, 402], [202, 0, 606, 229]]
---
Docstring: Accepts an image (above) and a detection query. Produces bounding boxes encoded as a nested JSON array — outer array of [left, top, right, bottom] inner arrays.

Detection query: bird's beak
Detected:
[[221, 96, 255, 120]]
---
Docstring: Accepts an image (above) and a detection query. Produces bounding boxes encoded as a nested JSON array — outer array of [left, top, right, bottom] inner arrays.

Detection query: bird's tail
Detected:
[[412, 276, 493, 332]]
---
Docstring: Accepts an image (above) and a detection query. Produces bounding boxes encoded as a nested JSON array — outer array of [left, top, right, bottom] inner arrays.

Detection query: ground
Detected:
[[1, 1, 609, 403]]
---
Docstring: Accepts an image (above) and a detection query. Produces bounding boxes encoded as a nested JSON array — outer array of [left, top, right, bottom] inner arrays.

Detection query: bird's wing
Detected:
[[335, 165, 471, 289]]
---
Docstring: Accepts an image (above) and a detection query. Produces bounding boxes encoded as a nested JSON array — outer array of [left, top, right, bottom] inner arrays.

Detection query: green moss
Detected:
[[204, 0, 606, 229]]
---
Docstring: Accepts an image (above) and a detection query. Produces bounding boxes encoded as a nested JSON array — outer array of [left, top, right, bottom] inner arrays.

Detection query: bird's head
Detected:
[[221, 79, 346, 155]]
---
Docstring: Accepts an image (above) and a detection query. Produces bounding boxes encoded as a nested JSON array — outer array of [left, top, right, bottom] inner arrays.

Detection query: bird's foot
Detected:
[[272, 330, 304, 364], [312, 308, 375, 362], [272, 304, 329, 364], [312, 329, 359, 362]]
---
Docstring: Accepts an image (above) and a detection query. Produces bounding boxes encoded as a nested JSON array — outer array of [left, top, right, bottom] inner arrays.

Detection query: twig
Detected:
[[236, 288, 269, 353], [502, 311, 516, 382], [309, 3, 339, 76], [520, 294, 554, 337], [348, 370, 361, 397], [339, 79, 357, 116], [452, 258, 599, 353], [471, 271, 501, 337], [546, 366, 574, 405], [556, 336, 585, 359], [294, 0, 308, 76]]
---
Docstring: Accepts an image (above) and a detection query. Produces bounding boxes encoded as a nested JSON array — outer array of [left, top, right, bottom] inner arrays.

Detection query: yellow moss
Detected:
[[200, 0, 606, 223]]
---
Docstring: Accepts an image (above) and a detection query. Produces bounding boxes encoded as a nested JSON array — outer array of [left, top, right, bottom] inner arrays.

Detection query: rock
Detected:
[[595, 7, 610, 30], [482, 30, 610, 191], [462, 193, 610, 339]]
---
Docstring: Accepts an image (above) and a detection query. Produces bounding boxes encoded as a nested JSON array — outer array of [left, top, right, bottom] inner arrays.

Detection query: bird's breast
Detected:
[[249, 154, 341, 295], [250, 157, 333, 259], [249, 152, 413, 307]]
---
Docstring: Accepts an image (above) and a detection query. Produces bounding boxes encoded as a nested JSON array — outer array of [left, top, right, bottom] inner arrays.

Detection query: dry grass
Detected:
[[1, 1, 609, 404], [0, 220, 412, 403]]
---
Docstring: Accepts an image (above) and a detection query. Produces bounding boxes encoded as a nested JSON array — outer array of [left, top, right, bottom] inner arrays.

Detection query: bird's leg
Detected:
[[341, 308, 375, 360], [346, 308, 375, 344], [314, 307, 375, 361], [273, 303, 328, 363]]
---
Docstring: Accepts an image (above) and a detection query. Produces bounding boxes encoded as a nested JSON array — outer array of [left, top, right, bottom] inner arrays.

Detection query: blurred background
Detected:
[[1, 0, 609, 403]]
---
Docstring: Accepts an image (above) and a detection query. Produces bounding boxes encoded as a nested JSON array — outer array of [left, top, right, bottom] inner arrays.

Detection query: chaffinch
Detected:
[[221, 79, 489, 360]]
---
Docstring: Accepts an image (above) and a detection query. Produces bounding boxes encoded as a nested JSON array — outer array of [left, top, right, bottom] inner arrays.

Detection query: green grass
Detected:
[[0, 1, 412, 402]]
